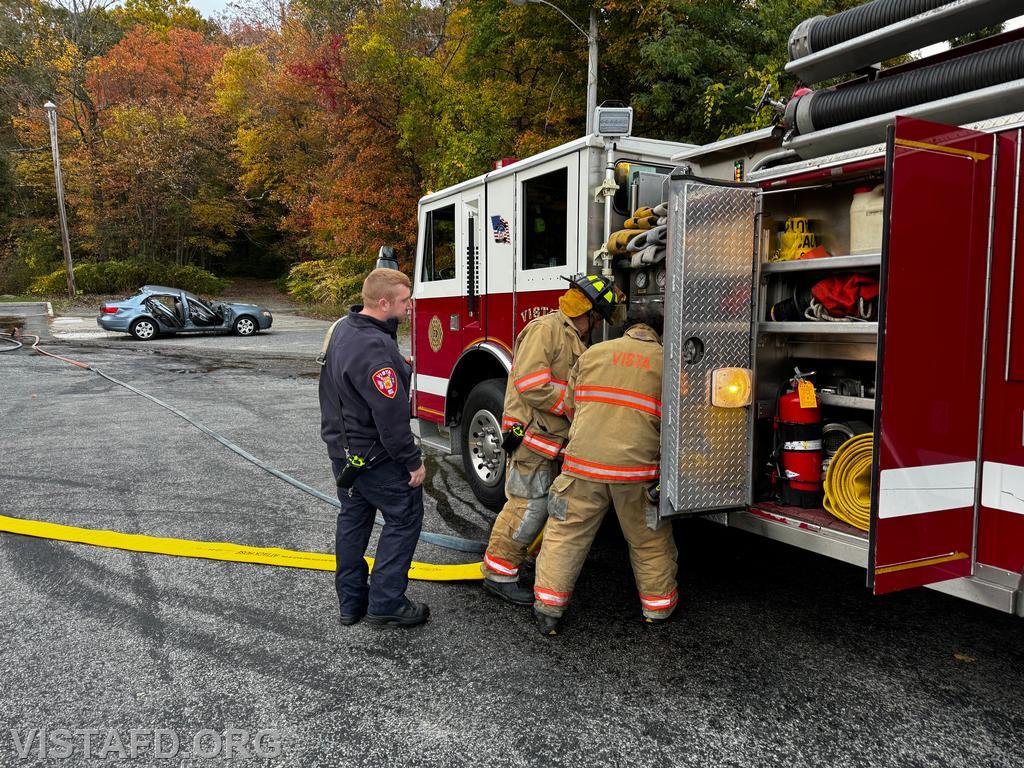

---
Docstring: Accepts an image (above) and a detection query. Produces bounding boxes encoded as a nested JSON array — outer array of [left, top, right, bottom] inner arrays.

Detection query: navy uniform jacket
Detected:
[[319, 308, 421, 472]]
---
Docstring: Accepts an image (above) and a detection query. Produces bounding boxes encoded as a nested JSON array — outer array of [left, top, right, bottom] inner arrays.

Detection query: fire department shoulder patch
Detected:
[[371, 367, 398, 399]]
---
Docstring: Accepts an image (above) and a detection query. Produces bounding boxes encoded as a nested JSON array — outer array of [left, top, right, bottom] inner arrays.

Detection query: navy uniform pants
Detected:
[[332, 458, 424, 616]]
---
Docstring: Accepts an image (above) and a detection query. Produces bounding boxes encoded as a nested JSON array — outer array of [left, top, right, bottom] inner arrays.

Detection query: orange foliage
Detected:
[[86, 27, 226, 112]]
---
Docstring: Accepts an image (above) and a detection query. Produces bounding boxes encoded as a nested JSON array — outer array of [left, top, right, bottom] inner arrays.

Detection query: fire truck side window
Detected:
[[422, 204, 457, 281], [522, 168, 568, 270]]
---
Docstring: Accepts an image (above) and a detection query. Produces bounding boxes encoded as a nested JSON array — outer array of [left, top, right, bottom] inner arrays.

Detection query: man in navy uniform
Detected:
[[319, 268, 428, 627]]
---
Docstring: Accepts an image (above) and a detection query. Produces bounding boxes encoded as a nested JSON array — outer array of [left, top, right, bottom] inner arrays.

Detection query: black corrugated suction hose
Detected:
[[802, 37, 1024, 131], [808, 0, 955, 53]]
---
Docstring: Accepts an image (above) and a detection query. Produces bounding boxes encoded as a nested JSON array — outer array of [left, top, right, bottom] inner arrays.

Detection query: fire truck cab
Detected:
[[410, 134, 691, 509], [408, 1, 1024, 615]]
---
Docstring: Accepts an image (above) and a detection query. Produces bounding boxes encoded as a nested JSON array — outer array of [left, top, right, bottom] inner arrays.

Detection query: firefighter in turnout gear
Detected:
[[532, 307, 677, 635], [482, 275, 624, 605]]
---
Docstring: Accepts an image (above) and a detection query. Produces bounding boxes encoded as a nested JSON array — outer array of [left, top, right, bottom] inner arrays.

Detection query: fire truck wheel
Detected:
[[461, 378, 508, 511]]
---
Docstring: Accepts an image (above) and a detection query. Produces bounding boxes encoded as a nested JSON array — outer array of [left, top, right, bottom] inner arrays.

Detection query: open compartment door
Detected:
[[661, 176, 757, 518], [870, 117, 996, 594]]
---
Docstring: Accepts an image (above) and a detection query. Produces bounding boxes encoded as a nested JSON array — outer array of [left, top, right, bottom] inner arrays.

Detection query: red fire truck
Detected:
[[405, 0, 1024, 615]]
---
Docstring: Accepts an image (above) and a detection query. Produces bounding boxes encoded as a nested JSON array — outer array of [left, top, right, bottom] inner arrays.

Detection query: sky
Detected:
[[917, 14, 1024, 57], [182, 1, 1024, 34], [189, 0, 230, 18]]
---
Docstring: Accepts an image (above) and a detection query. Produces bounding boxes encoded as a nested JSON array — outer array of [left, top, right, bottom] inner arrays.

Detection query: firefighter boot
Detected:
[[533, 607, 561, 637], [364, 598, 430, 628], [482, 578, 534, 606]]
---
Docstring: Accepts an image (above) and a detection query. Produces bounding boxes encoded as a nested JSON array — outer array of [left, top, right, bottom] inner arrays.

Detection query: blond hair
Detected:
[[362, 268, 411, 305]]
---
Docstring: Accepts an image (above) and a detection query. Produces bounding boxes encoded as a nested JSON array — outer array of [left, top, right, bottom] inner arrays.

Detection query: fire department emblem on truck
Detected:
[[372, 367, 398, 399], [428, 315, 444, 352]]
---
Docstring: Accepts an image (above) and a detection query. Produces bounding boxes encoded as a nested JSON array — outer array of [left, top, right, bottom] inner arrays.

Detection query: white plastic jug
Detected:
[[849, 185, 884, 256]]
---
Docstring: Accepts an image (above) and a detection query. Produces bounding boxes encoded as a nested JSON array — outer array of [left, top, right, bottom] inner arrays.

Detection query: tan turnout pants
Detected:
[[482, 451, 556, 582], [533, 474, 678, 619]]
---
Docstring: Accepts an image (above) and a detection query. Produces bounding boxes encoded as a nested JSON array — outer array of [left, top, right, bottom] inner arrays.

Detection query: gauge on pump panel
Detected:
[[656, 267, 666, 289], [634, 271, 648, 290]]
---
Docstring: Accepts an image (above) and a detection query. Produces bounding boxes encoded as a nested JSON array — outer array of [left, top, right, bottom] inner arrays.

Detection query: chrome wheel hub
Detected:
[[468, 408, 504, 487]]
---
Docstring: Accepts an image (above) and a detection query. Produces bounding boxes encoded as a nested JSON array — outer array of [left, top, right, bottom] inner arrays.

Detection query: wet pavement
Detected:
[[1, 308, 1023, 766]]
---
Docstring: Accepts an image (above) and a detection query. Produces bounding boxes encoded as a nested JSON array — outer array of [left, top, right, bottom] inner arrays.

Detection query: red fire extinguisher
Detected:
[[774, 370, 823, 508]]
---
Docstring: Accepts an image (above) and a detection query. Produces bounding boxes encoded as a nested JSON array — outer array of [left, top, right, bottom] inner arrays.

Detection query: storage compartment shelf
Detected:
[[749, 502, 868, 539], [818, 392, 875, 410], [759, 321, 878, 335], [760, 253, 881, 274]]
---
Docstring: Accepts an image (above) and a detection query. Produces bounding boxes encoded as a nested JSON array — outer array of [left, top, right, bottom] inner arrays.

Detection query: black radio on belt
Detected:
[[335, 453, 368, 490], [501, 422, 525, 453]]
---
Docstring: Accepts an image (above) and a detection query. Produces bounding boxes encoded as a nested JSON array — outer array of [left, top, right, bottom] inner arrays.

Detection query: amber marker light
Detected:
[[710, 367, 752, 408]]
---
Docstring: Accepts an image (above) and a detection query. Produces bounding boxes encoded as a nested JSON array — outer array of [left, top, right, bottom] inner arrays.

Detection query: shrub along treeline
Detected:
[[30, 260, 229, 296], [1, 0, 864, 302]]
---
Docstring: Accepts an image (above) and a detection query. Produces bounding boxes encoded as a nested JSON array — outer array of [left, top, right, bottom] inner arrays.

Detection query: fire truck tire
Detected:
[[461, 378, 508, 512]]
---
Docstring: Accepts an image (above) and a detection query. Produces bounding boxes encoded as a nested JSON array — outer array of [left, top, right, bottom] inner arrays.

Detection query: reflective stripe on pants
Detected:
[[533, 475, 677, 619], [483, 451, 556, 582]]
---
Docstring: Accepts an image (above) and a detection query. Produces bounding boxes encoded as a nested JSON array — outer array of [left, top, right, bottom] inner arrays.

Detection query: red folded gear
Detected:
[[811, 274, 880, 318]]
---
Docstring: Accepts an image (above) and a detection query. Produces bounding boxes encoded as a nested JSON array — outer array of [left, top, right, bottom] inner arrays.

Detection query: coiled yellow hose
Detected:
[[823, 433, 873, 531]]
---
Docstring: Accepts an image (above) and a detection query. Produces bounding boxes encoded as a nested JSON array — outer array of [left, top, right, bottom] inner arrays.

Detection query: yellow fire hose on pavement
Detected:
[[823, 433, 873, 532], [0, 514, 484, 581]]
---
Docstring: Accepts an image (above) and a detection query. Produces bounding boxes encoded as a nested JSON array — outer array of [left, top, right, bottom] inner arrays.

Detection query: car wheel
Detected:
[[460, 378, 508, 511], [129, 318, 157, 341], [233, 316, 257, 336]]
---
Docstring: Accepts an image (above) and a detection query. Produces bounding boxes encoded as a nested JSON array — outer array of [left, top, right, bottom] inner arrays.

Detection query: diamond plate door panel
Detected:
[[661, 178, 757, 517]]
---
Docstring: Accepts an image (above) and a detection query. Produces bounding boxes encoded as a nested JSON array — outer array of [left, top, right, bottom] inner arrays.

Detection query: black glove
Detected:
[[501, 423, 525, 454]]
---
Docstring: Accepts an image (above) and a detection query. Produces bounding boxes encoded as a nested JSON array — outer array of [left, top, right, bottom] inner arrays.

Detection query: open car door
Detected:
[[144, 295, 184, 329], [184, 294, 222, 327]]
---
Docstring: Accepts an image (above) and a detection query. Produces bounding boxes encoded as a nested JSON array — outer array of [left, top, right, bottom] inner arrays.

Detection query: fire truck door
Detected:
[[414, 195, 468, 423], [513, 156, 580, 334], [870, 116, 997, 595], [660, 176, 757, 518]]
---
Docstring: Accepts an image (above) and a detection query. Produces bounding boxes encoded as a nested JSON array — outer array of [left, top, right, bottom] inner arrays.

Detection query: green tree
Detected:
[[111, 0, 211, 33], [635, 0, 862, 144], [950, 23, 1005, 49]]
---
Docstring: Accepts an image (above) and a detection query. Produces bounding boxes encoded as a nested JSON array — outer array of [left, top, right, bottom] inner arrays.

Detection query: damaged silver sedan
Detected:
[[97, 285, 273, 340]]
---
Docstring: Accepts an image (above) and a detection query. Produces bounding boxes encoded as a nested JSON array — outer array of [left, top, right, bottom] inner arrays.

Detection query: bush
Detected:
[[29, 260, 229, 296], [164, 265, 229, 295], [285, 259, 365, 306], [0, 253, 35, 295], [0, 227, 63, 294]]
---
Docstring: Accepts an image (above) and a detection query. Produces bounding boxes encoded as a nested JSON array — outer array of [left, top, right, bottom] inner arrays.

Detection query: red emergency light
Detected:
[[492, 157, 518, 170]]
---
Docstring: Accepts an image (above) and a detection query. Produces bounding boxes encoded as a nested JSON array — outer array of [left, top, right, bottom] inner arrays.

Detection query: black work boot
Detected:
[[533, 607, 561, 637], [338, 610, 366, 626], [482, 578, 533, 606], [365, 598, 430, 627]]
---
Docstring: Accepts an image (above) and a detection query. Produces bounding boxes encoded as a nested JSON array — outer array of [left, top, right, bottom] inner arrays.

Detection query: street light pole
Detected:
[[43, 100, 76, 297], [586, 7, 597, 136], [512, 0, 598, 135]]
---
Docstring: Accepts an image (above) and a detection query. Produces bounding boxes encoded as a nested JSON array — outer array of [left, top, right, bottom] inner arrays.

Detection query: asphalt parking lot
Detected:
[[1, 302, 1023, 767]]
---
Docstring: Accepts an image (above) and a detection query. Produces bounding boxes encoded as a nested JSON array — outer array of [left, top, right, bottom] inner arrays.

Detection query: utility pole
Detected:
[[586, 7, 598, 136], [43, 100, 75, 297]]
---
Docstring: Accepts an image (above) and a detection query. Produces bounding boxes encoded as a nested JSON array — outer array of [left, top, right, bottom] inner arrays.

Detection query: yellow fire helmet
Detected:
[[562, 273, 625, 324]]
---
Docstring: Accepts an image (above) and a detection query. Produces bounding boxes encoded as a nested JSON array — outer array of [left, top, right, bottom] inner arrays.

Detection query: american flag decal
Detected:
[[491, 215, 510, 244]]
